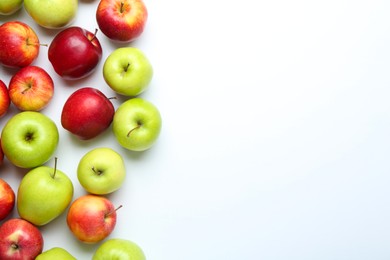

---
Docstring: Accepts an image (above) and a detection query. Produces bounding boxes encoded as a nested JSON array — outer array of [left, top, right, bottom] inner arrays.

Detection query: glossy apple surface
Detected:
[[9, 66, 54, 111], [0, 80, 10, 118], [96, 0, 148, 42], [0, 218, 43, 260], [61, 87, 115, 140], [103, 47, 153, 96], [48, 27, 103, 80], [23, 0, 78, 29], [113, 98, 162, 151], [0, 0, 23, 15], [92, 238, 146, 260], [77, 147, 126, 195], [0, 178, 15, 221], [36, 247, 76, 260], [0, 21, 40, 68], [67, 194, 119, 243], [1, 111, 59, 168]]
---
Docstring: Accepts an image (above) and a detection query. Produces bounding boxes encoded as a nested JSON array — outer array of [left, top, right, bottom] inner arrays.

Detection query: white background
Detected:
[[1, 0, 390, 259]]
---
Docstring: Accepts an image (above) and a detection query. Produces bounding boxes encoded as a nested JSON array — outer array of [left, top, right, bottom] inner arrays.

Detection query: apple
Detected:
[[48, 27, 103, 80], [17, 158, 74, 226], [23, 0, 78, 29], [0, 0, 23, 15], [103, 47, 153, 96], [61, 87, 115, 140], [1, 111, 59, 168], [77, 147, 126, 195], [0, 21, 41, 68], [8, 66, 54, 111], [0, 80, 10, 118], [67, 194, 120, 243], [0, 218, 43, 260], [0, 178, 15, 221], [113, 98, 162, 151], [36, 247, 76, 260], [96, 0, 148, 42], [0, 139, 4, 165], [92, 238, 146, 260]]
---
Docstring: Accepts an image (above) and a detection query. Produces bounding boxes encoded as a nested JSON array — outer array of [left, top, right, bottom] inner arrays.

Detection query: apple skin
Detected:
[[103, 47, 153, 96], [61, 87, 115, 140], [0, 178, 15, 221], [8, 66, 54, 111], [96, 0, 148, 42], [0, 21, 40, 68], [1, 111, 59, 168], [66, 194, 119, 243], [113, 98, 162, 151], [17, 164, 74, 226], [35, 247, 76, 260], [0, 139, 4, 165], [0, 218, 44, 260], [92, 238, 146, 260], [23, 0, 78, 29], [48, 27, 103, 80], [0, 0, 23, 15], [0, 80, 11, 118], [77, 147, 126, 195]]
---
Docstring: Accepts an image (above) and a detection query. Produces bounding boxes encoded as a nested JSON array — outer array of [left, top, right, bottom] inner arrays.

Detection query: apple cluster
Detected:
[[0, 0, 159, 259]]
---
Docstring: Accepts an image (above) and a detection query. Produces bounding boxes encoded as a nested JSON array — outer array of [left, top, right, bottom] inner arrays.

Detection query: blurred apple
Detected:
[[0, 0, 23, 15], [93, 238, 146, 260], [0, 218, 43, 260], [103, 47, 153, 96], [67, 194, 120, 243], [0, 139, 4, 165], [0, 80, 10, 118], [96, 0, 148, 42], [48, 27, 103, 80], [61, 87, 115, 140], [0, 178, 15, 221], [9, 66, 54, 111], [0, 21, 41, 68], [36, 247, 76, 260]]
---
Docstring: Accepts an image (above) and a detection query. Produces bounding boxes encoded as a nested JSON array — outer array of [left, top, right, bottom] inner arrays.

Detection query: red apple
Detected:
[[0, 218, 43, 260], [61, 87, 115, 140], [0, 178, 15, 220], [96, 0, 148, 42], [0, 139, 4, 165], [0, 80, 10, 118], [66, 194, 120, 243], [48, 26, 103, 80], [8, 66, 54, 111], [0, 21, 41, 68]]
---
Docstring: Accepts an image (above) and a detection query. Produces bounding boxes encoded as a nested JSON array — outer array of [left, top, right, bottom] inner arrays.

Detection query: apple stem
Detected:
[[90, 28, 99, 42], [105, 205, 123, 218], [51, 157, 58, 179], [11, 243, 19, 250], [108, 96, 117, 101], [127, 123, 142, 137], [120, 2, 125, 13]]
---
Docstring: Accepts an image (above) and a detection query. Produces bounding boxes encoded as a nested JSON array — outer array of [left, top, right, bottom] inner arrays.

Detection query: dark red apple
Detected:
[[61, 87, 115, 140], [0, 80, 10, 118], [0, 218, 43, 260], [48, 26, 102, 80]]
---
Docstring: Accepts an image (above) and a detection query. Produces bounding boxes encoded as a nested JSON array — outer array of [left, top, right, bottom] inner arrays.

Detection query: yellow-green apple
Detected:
[[92, 238, 146, 260], [77, 147, 126, 195], [48, 27, 103, 80], [67, 194, 120, 243], [0, 178, 15, 221], [61, 87, 115, 140], [103, 47, 153, 96], [0, 0, 23, 15], [8, 66, 54, 111], [96, 0, 148, 42], [0, 218, 43, 260], [1, 111, 59, 168], [113, 98, 162, 151], [0, 80, 10, 118], [17, 159, 74, 226], [23, 0, 78, 29], [36, 247, 76, 260], [0, 21, 41, 68]]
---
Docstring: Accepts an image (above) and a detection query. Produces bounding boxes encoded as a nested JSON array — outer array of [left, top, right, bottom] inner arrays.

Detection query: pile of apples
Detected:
[[0, 0, 160, 259]]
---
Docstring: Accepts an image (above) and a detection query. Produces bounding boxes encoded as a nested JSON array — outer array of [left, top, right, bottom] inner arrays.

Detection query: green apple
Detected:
[[1, 111, 59, 168], [36, 247, 76, 260], [92, 238, 146, 260], [113, 98, 162, 151], [17, 159, 74, 226], [77, 147, 126, 195], [0, 0, 23, 15], [103, 47, 153, 97], [23, 0, 78, 29]]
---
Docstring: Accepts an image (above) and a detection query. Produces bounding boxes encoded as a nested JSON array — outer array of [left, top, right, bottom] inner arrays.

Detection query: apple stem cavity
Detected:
[[92, 166, 103, 176], [51, 157, 58, 179], [105, 205, 123, 218], [127, 122, 142, 137]]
